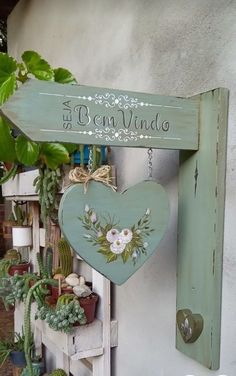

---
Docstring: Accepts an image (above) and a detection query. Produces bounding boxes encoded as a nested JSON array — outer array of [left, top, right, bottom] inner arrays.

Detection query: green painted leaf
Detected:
[[107, 253, 118, 263], [21, 51, 54, 81], [122, 250, 130, 264], [40, 143, 69, 169], [15, 135, 40, 165], [0, 116, 16, 162], [54, 68, 77, 84]]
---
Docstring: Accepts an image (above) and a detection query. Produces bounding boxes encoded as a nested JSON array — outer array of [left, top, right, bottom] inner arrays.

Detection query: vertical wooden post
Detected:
[[30, 202, 40, 273], [92, 271, 111, 376], [177, 88, 229, 369]]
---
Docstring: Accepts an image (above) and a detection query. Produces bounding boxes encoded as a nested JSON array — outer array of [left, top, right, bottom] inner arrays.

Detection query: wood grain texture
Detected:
[[0, 79, 199, 150], [176, 88, 229, 369]]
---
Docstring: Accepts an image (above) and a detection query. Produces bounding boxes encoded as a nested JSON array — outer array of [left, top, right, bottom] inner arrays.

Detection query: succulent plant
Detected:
[[57, 239, 73, 277], [50, 369, 67, 376], [35, 293, 86, 333], [36, 247, 53, 279]]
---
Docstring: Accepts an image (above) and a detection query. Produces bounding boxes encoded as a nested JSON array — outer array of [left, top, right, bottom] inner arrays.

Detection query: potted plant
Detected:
[[0, 331, 33, 369], [11, 203, 32, 247], [0, 249, 30, 277]]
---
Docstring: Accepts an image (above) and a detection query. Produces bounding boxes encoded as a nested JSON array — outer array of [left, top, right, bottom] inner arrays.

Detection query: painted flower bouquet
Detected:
[[79, 205, 154, 265]]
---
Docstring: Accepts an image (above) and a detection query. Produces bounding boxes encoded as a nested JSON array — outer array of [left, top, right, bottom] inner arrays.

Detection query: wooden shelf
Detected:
[[15, 302, 117, 361], [2, 170, 39, 200]]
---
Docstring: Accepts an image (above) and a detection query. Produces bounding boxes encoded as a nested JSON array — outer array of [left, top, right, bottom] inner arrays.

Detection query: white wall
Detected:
[[8, 1, 236, 375]]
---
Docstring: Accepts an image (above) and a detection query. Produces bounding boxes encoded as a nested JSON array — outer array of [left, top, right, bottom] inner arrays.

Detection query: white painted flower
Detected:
[[84, 234, 91, 239], [143, 242, 149, 249], [106, 229, 120, 243], [110, 238, 126, 254], [120, 228, 133, 243], [90, 212, 97, 223], [146, 208, 151, 215], [85, 204, 90, 213]]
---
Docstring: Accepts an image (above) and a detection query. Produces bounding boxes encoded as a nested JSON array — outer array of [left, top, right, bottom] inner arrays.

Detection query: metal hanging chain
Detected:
[[147, 147, 153, 179], [88, 145, 93, 174]]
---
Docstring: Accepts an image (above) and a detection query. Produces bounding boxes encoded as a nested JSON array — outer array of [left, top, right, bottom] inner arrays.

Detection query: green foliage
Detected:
[[0, 53, 17, 105], [4, 273, 39, 306], [57, 239, 72, 277], [40, 143, 69, 170], [54, 67, 77, 84], [22, 51, 54, 81], [0, 116, 16, 162], [24, 279, 57, 376], [15, 135, 40, 166], [36, 248, 53, 279], [36, 294, 86, 333], [12, 203, 26, 226], [0, 331, 31, 368], [50, 369, 67, 376], [33, 166, 62, 226], [0, 50, 78, 185]]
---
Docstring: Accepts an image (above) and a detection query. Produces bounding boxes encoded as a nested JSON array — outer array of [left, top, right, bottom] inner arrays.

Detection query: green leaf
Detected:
[[0, 53, 17, 105], [40, 143, 69, 169], [22, 51, 54, 81], [54, 68, 77, 84], [15, 135, 40, 165], [0, 116, 16, 162], [62, 143, 77, 154]]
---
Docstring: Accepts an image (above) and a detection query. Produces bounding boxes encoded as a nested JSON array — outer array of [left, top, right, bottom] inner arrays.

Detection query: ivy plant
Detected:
[[0, 50, 77, 184]]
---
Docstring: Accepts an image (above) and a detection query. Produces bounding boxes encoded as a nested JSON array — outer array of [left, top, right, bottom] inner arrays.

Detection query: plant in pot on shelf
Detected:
[[0, 249, 30, 278], [11, 203, 32, 248], [0, 331, 33, 369]]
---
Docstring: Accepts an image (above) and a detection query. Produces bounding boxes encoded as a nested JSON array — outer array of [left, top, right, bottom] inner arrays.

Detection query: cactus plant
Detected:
[[35, 293, 86, 333], [50, 369, 67, 376], [4, 248, 21, 261], [57, 239, 72, 277], [36, 247, 53, 279], [24, 278, 58, 376]]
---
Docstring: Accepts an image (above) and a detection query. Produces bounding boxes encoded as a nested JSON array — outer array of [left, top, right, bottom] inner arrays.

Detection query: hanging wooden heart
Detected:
[[59, 181, 169, 285]]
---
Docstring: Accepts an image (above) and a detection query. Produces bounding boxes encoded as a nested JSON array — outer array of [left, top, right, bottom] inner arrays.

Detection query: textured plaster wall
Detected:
[[8, 1, 236, 375]]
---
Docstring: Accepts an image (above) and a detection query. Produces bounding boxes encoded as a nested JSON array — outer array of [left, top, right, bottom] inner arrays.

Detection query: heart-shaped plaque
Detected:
[[59, 181, 169, 285], [176, 309, 204, 343]]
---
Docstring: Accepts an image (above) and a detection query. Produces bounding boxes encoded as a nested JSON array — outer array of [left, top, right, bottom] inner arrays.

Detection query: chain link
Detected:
[[147, 147, 153, 179], [88, 146, 93, 174]]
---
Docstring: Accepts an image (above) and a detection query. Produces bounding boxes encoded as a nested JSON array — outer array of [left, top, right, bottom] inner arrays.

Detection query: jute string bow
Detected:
[[68, 165, 117, 193]]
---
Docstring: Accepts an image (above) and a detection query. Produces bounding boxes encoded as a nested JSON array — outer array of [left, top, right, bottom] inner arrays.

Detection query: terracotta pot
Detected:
[[79, 293, 99, 324], [51, 285, 73, 299], [8, 262, 31, 276]]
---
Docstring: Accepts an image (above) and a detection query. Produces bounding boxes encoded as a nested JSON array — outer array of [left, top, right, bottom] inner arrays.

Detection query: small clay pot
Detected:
[[51, 285, 73, 299], [8, 262, 30, 276], [79, 293, 99, 324]]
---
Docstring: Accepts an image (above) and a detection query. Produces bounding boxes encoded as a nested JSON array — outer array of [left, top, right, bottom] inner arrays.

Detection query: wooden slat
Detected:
[[1, 79, 199, 150], [176, 88, 229, 369]]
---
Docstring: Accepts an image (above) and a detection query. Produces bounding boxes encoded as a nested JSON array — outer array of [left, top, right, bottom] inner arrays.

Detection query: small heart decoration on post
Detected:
[[176, 309, 204, 343], [59, 180, 169, 285]]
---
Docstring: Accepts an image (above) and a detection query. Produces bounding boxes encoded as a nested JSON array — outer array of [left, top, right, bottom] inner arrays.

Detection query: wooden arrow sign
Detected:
[[0, 79, 199, 150]]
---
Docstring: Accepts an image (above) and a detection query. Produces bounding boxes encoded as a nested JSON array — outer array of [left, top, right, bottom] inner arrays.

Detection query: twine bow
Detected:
[[68, 165, 117, 193]]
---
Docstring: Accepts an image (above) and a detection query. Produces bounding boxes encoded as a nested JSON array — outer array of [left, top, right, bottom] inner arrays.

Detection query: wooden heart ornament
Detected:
[[176, 309, 204, 343], [59, 181, 169, 285]]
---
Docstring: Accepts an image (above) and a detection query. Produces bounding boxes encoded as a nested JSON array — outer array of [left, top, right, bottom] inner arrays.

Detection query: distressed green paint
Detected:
[[59, 180, 169, 285], [0, 79, 199, 150], [176, 88, 229, 369]]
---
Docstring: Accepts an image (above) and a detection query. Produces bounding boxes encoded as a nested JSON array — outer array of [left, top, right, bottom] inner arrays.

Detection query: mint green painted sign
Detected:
[[0, 79, 199, 150], [59, 180, 169, 285]]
